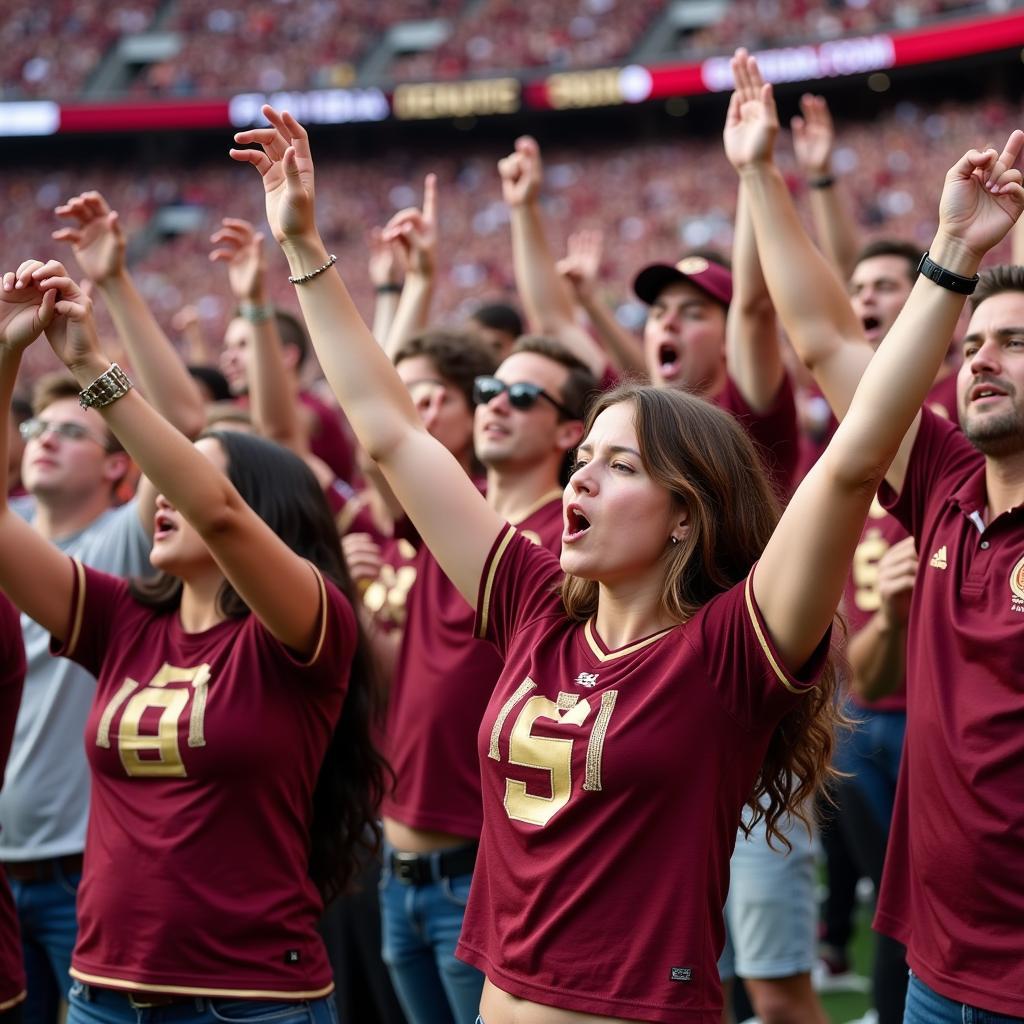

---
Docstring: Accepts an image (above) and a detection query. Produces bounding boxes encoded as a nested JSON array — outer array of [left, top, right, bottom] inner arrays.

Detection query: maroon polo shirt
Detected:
[[0, 594, 26, 1012], [55, 560, 354, 998], [457, 528, 828, 1021], [380, 492, 564, 839], [875, 409, 1024, 1017]]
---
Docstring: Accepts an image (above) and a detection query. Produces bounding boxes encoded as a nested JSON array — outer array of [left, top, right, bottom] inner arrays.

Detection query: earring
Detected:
[[669, 536, 679, 546]]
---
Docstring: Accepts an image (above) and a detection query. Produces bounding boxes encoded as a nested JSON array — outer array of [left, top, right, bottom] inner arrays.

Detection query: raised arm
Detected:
[[53, 192, 205, 440], [230, 108, 502, 605], [791, 94, 861, 280], [382, 174, 437, 358], [28, 260, 327, 658], [209, 217, 303, 452], [0, 271, 76, 637], [557, 229, 645, 376], [500, 137, 608, 378], [726, 51, 1023, 670], [725, 184, 785, 412], [368, 226, 406, 344]]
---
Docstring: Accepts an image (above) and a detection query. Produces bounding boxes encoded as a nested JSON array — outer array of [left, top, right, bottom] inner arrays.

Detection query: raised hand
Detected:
[[556, 229, 603, 300], [791, 94, 834, 179], [28, 260, 101, 370], [0, 261, 57, 354], [382, 174, 438, 277], [498, 136, 543, 207], [936, 130, 1024, 259], [723, 48, 779, 172], [209, 217, 267, 302], [230, 106, 316, 243], [367, 226, 406, 289], [52, 191, 126, 285]]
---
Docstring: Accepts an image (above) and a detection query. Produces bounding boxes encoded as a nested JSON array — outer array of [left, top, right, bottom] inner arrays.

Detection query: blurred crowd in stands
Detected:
[[0, 0, 1002, 101], [2, 92, 1017, 386]]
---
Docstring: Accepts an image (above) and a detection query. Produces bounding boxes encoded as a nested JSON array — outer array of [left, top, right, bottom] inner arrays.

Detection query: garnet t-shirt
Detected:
[[55, 560, 354, 998]]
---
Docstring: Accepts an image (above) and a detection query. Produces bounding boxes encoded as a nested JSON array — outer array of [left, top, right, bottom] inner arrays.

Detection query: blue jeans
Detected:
[[7, 863, 81, 1024], [67, 983, 338, 1024], [905, 974, 1024, 1023], [836, 706, 905, 829], [378, 844, 484, 1024]]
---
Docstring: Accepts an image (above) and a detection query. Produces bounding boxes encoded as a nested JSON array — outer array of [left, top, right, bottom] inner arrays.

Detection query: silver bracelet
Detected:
[[288, 254, 337, 285], [78, 363, 133, 410]]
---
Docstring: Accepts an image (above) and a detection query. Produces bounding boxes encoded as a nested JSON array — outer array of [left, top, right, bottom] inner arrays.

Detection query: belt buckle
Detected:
[[128, 994, 171, 1009], [392, 851, 423, 885]]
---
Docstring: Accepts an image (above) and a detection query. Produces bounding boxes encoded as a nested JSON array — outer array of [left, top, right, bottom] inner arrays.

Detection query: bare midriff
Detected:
[[382, 817, 474, 854]]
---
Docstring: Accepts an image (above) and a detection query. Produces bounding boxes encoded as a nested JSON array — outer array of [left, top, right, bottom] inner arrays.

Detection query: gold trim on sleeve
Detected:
[[298, 563, 329, 667], [743, 574, 818, 695], [488, 678, 536, 760], [0, 990, 26, 1011], [68, 969, 334, 1001], [66, 558, 87, 656], [477, 526, 516, 639]]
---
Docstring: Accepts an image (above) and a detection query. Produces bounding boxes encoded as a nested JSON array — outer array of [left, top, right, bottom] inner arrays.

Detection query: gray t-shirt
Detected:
[[0, 496, 152, 860]]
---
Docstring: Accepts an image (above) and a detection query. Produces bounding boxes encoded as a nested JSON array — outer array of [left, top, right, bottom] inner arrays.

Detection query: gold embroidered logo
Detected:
[[1010, 554, 1024, 614], [929, 545, 948, 570]]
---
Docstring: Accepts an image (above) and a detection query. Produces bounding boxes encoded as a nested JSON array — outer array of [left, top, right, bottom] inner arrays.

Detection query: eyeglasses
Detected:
[[19, 417, 109, 448], [472, 376, 577, 419]]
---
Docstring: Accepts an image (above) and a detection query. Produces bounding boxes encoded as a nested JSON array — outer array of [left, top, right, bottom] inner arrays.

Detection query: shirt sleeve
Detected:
[[691, 570, 831, 730], [879, 408, 979, 539], [247, 566, 358, 693], [475, 526, 565, 658], [51, 559, 136, 678], [717, 373, 799, 500]]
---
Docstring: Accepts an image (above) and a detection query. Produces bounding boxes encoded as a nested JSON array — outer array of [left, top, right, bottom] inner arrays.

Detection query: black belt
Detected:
[[389, 843, 478, 886], [3, 853, 84, 884]]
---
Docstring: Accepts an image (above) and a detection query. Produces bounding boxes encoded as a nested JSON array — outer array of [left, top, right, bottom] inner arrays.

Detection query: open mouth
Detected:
[[862, 315, 880, 335], [658, 342, 680, 377], [153, 512, 178, 540], [564, 505, 592, 541], [970, 385, 1008, 404]]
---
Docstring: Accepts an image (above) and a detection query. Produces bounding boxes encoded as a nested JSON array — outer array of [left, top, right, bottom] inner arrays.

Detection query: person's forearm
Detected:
[[98, 270, 205, 438], [372, 289, 401, 348], [0, 350, 22, 515], [808, 180, 861, 281], [726, 185, 784, 412], [737, 161, 864, 413], [281, 234, 422, 463], [246, 312, 304, 452], [70, 354, 239, 533], [384, 273, 433, 358], [847, 611, 907, 701], [511, 202, 578, 334], [577, 290, 645, 375]]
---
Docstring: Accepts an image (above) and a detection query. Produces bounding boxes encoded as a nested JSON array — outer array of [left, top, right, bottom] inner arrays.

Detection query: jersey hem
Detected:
[[380, 805, 480, 840], [457, 942, 720, 1023], [906, 948, 1024, 1017], [0, 990, 26, 1011], [69, 969, 334, 1001]]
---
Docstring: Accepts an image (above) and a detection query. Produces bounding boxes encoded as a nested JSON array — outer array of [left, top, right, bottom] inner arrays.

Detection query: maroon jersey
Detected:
[[300, 391, 356, 486], [457, 528, 828, 1021], [381, 493, 563, 838], [0, 594, 26, 1011], [55, 560, 355, 999], [714, 374, 799, 499], [875, 410, 1024, 1017], [842, 375, 959, 713]]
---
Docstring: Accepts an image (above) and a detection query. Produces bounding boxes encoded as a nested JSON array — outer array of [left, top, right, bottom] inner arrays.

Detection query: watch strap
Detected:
[[916, 251, 979, 295]]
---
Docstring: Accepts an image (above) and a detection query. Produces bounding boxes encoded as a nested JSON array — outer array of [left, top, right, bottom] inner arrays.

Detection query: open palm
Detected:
[[230, 107, 316, 242], [723, 49, 778, 171]]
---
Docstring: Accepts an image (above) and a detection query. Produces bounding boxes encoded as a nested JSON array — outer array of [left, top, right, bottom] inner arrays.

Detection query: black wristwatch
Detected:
[[916, 251, 979, 295]]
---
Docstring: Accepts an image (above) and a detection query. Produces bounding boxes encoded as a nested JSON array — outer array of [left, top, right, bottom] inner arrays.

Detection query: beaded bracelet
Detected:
[[288, 254, 337, 285]]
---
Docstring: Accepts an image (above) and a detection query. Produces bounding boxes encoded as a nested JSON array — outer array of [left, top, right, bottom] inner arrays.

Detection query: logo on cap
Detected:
[[676, 256, 709, 275], [1010, 553, 1024, 613]]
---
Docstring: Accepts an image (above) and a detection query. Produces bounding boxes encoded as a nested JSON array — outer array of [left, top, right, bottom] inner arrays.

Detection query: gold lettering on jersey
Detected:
[[488, 679, 536, 760], [852, 527, 889, 612], [96, 664, 213, 777], [583, 690, 617, 792]]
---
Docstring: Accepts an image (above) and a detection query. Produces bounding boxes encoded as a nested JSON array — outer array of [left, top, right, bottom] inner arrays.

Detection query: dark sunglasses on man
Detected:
[[472, 376, 577, 419]]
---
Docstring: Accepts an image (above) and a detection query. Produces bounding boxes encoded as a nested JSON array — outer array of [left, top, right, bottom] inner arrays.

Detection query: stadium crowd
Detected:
[[0, 30, 1023, 1024]]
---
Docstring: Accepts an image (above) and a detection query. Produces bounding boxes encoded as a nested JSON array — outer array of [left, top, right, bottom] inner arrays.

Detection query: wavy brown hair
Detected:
[[560, 384, 845, 848]]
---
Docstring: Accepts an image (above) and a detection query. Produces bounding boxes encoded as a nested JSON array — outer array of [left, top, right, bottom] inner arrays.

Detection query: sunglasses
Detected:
[[472, 376, 577, 419], [19, 417, 109, 448]]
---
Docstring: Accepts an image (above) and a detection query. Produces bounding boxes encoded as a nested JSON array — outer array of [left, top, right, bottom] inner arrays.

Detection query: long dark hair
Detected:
[[131, 431, 390, 900], [561, 385, 845, 848]]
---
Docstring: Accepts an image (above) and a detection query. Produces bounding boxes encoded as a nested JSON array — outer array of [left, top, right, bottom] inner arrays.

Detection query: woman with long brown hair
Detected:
[[229, 51, 1022, 1022]]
